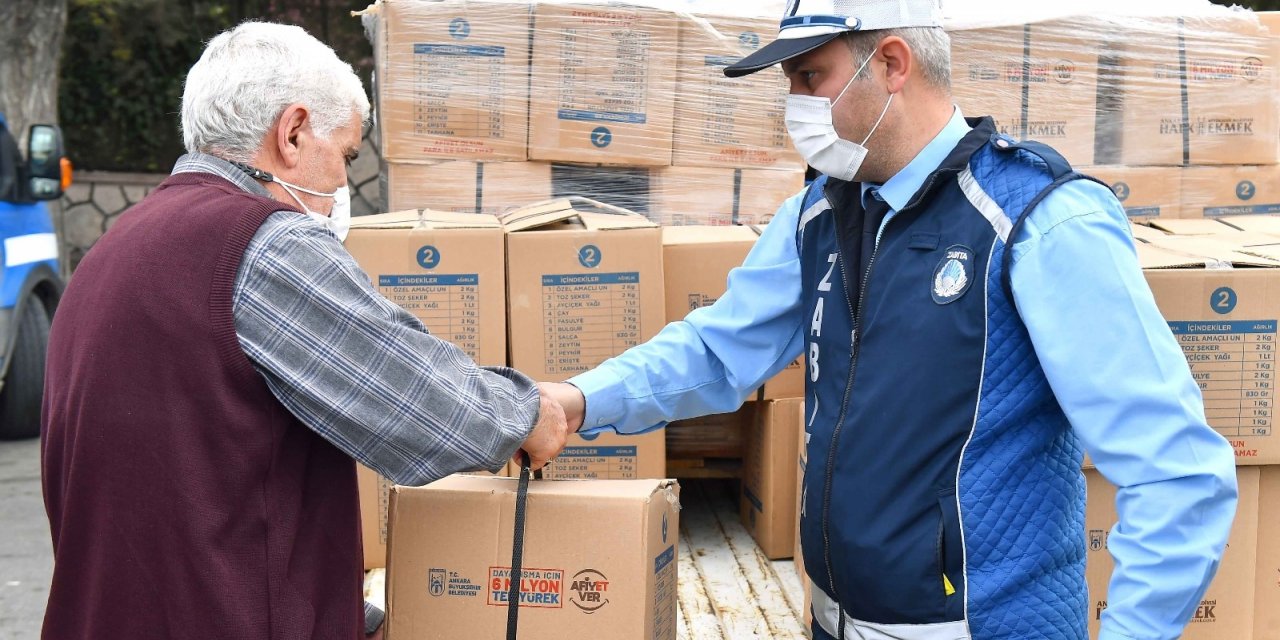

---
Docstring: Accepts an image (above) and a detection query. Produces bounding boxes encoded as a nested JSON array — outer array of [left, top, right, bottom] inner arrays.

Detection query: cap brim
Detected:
[[723, 33, 842, 78]]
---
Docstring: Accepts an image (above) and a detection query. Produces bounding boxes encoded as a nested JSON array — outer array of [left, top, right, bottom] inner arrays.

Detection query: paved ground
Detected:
[[0, 437, 50, 639]]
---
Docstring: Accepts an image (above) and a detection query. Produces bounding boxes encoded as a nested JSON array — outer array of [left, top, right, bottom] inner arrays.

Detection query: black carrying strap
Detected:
[[506, 455, 542, 640]]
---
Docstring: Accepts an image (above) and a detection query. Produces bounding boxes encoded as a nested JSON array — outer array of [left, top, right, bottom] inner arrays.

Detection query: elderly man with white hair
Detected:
[[40, 22, 570, 639]]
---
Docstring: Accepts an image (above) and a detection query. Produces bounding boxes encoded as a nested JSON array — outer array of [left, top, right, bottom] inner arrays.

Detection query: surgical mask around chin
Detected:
[[784, 48, 894, 182], [275, 176, 351, 242]]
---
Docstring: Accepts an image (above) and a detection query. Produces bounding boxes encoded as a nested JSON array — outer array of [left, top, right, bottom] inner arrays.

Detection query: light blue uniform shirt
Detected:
[[570, 109, 1237, 640]]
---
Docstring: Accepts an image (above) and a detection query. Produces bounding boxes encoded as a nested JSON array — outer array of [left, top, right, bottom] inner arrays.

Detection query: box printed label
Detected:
[[487, 567, 566, 608], [568, 569, 611, 614], [427, 568, 486, 598]]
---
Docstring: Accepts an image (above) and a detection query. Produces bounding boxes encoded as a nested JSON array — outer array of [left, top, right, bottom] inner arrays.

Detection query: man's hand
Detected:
[[538, 382, 586, 433], [515, 386, 571, 471]]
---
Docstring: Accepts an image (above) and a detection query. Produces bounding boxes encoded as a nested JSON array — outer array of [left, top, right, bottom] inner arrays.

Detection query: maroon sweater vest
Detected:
[[41, 172, 363, 639]]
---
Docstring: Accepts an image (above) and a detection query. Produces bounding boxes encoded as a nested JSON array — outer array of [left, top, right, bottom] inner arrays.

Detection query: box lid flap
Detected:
[[1142, 236, 1280, 269], [1218, 215, 1280, 236], [1144, 218, 1240, 236], [394, 474, 679, 502], [1238, 243, 1280, 262], [348, 209, 502, 231], [500, 198, 656, 232], [1130, 222, 1170, 243]]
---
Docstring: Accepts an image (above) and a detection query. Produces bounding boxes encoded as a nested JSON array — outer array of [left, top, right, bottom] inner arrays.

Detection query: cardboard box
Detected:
[[1256, 466, 1280, 640], [661, 225, 758, 319], [528, 3, 677, 166], [345, 210, 506, 366], [373, 0, 531, 162], [386, 476, 681, 638], [672, 15, 801, 170], [1140, 237, 1280, 465], [1083, 165, 1184, 219], [1117, 15, 1278, 166], [502, 199, 665, 382], [539, 429, 666, 480], [358, 463, 511, 570], [665, 406, 753, 460], [650, 167, 804, 226], [950, 19, 1101, 167], [1182, 165, 1280, 218], [660, 224, 804, 400], [359, 464, 394, 570], [384, 162, 553, 214], [1086, 467, 1260, 640], [661, 224, 804, 399], [739, 399, 802, 560]]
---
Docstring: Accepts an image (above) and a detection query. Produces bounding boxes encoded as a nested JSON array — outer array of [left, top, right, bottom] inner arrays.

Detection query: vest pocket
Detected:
[[909, 232, 941, 250], [937, 488, 966, 618]]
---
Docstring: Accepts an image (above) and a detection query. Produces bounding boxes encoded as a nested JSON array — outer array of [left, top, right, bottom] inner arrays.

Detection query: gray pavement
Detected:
[[0, 437, 50, 639]]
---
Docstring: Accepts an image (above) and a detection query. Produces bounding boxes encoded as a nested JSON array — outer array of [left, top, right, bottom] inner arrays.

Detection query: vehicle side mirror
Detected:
[[27, 124, 70, 201]]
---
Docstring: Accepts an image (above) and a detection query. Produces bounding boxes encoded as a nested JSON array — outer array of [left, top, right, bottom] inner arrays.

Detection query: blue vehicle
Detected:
[[0, 113, 68, 439]]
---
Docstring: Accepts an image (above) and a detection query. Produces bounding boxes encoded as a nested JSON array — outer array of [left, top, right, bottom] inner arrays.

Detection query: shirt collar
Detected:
[[861, 107, 971, 211], [171, 152, 273, 199]]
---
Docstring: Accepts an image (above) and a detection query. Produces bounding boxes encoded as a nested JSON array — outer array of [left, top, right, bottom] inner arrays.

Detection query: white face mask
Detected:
[[785, 49, 895, 182], [327, 186, 351, 242], [275, 177, 351, 242]]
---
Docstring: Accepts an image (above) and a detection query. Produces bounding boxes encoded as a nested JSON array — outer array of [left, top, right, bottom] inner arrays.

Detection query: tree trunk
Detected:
[[0, 0, 69, 151]]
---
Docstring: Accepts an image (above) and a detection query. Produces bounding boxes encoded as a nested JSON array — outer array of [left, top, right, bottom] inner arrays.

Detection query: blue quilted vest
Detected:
[[797, 117, 1105, 640]]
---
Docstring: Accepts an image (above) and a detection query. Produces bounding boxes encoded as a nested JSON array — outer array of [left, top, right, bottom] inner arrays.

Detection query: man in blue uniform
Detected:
[[541, 1, 1238, 638]]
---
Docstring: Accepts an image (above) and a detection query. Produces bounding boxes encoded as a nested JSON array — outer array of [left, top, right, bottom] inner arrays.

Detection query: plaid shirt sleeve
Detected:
[[232, 213, 540, 484]]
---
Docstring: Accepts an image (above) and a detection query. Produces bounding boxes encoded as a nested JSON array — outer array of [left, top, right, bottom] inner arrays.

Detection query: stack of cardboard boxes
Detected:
[[342, 200, 811, 635], [354, 1, 1280, 636], [366, 0, 806, 226], [951, 11, 1280, 223], [1082, 218, 1280, 640], [343, 204, 809, 559]]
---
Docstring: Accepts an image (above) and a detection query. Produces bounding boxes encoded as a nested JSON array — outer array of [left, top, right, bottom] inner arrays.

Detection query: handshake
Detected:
[[515, 382, 587, 471]]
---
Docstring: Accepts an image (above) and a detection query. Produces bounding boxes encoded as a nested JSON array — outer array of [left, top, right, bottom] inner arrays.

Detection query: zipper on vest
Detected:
[[816, 173, 944, 619], [816, 182, 865, 614]]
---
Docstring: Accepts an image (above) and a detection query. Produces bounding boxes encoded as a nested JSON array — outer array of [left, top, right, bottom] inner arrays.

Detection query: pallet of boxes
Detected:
[[948, 8, 1280, 640], [348, 0, 810, 636], [345, 0, 1280, 636], [949, 8, 1280, 640], [1115, 215, 1280, 640]]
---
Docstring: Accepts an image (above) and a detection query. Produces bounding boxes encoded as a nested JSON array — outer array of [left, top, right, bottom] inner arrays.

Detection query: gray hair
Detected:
[[181, 21, 371, 162], [844, 27, 952, 90]]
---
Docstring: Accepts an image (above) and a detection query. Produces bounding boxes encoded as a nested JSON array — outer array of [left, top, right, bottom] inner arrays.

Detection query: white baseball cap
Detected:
[[724, 0, 944, 77]]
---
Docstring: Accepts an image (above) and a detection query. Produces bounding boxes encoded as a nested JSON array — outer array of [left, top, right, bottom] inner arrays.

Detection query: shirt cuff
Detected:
[[567, 365, 628, 432]]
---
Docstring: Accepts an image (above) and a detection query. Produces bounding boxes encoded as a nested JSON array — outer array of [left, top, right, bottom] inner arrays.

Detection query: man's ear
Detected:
[[275, 104, 310, 170], [877, 35, 911, 95]]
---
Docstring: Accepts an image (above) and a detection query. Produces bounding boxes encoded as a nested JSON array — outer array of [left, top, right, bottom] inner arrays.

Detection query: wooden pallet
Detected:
[[676, 480, 809, 639], [666, 457, 743, 480]]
